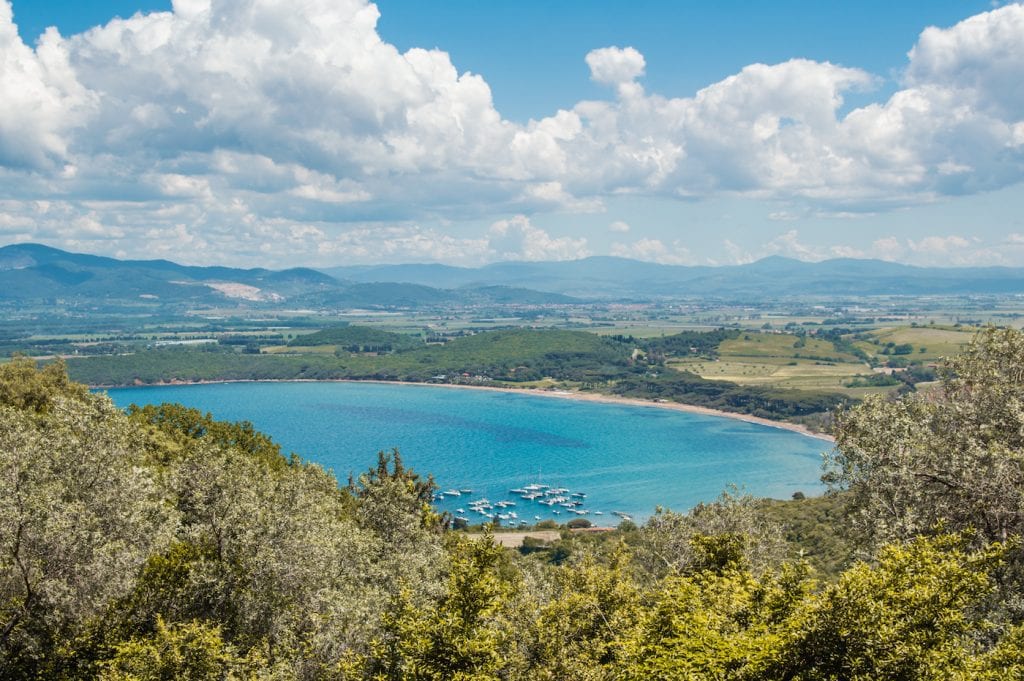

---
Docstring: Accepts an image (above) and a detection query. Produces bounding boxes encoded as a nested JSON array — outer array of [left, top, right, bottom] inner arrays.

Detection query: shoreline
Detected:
[[95, 377, 835, 443]]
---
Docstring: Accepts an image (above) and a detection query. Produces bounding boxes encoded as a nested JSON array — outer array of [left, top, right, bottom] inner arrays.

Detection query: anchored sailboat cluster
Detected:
[[437, 481, 633, 526]]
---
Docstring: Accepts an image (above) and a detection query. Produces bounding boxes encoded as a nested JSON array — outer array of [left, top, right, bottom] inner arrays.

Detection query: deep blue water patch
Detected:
[[104, 382, 829, 524]]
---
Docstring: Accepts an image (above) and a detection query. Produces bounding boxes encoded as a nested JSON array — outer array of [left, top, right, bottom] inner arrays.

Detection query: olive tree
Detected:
[[826, 327, 1024, 549], [0, 394, 175, 678]]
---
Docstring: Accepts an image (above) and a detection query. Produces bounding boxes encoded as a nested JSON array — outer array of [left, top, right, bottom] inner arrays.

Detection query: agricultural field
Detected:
[[853, 325, 979, 363], [666, 327, 968, 398]]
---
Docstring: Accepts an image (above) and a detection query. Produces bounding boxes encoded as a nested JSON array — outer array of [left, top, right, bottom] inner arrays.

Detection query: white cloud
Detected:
[[519, 181, 603, 213], [870, 237, 906, 261], [154, 173, 213, 200], [611, 238, 693, 265], [761, 229, 827, 261], [486, 215, 588, 261], [723, 239, 755, 265], [585, 46, 646, 99], [768, 211, 801, 222], [317, 225, 489, 265], [0, 4, 94, 168], [907, 5, 1024, 119], [908, 234, 971, 254], [609, 220, 631, 233], [828, 245, 866, 259]]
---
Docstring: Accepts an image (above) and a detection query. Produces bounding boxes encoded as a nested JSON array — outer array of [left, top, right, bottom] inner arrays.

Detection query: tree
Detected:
[[637, 488, 787, 579], [522, 547, 640, 679], [99, 617, 256, 681], [0, 391, 175, 679], [767, 533, 1008, 680], [368, 534, 517, 680], [617, 533, 812, 681], [826, 327, 1024, 550]]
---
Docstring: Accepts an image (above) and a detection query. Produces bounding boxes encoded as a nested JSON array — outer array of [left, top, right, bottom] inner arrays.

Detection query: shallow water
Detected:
[[105, 381, 830, 524]]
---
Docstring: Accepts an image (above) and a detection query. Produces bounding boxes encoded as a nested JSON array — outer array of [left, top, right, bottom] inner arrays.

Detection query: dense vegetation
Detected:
[[611, 371, 847, 420], [639, 328, 741, 359], [4, 327, 1024, 678], [67, 327, 849, 426], [288, 325, 422, 352]]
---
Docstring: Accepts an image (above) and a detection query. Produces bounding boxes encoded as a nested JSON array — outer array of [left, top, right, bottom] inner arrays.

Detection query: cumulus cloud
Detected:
[[608, 220, 631, 233], [761, 230, 828, 261], [585, 46, 645, 98], [317, 225, 489, 265], [0, 0, 1022, 266], [611, 237, 693, 265], [0, 3, 93, 168], [317, 217, 589, 265], [870, 236, 906, 261], [486, 215, 588, 261], [907, 6, 1024, 118]]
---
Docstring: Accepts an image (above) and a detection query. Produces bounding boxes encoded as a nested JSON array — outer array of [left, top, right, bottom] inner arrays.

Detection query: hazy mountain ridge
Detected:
[[324, 254, 1024, 298], [4, 243, 1024, 308], [0, 243, 576, 309]]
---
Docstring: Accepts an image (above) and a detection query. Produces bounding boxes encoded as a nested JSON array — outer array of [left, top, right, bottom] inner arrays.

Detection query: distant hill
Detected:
[[289, 325, 422, 351], [0, 244, 577, 310], [0, 243, 337, 305], [323, 255, 1024, 298]]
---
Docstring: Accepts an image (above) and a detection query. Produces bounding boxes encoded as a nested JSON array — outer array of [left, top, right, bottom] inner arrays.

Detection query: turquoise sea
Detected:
[[105, 382, 830, 524]]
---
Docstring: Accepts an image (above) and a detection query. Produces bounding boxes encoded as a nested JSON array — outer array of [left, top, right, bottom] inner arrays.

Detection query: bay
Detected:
[[105, 381, 830, 524]]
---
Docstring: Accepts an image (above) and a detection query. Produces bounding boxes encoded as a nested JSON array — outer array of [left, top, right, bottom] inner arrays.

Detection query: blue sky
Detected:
[[2, 0, 1023, 267]]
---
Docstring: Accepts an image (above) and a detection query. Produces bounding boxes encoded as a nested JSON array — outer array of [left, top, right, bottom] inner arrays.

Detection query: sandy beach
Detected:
[[99, 377, 835, 444]]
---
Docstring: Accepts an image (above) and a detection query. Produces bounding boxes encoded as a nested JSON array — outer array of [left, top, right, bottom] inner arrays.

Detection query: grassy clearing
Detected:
[[719, 333, 857, 361], [672, 357, 872, 395], [667, 330, 883, 396], [864, 326, 977, 361]]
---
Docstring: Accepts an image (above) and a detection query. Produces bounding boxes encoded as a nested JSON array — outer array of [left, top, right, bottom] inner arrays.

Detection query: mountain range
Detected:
[[0, 243, 575, 310], [3, 243, 1024, 312], [324, 256, 1024, 298]]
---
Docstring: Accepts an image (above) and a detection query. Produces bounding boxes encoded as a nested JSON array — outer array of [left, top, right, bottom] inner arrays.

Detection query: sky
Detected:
[[1, 0, 1023, 268]]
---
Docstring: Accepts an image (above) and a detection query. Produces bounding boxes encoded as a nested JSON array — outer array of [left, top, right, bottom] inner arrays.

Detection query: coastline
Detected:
[[96, 377, 835, 444]]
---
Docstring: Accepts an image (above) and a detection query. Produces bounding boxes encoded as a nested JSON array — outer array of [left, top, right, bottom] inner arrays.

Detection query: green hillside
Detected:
[[287, 325, 422, 352]]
